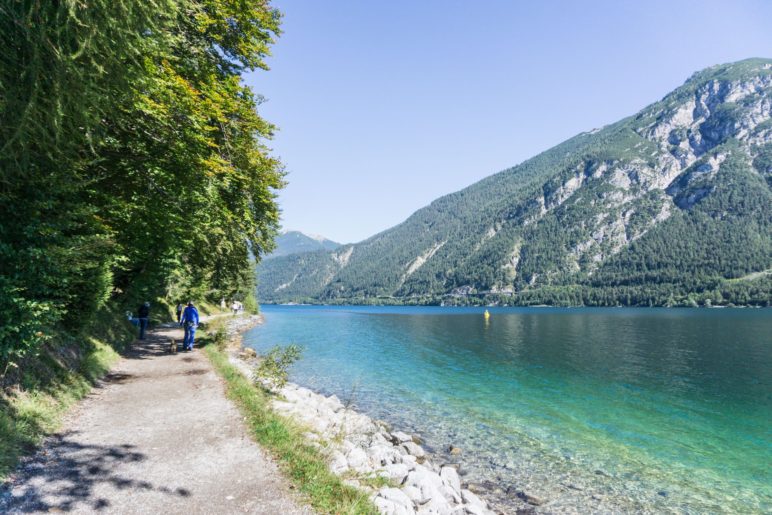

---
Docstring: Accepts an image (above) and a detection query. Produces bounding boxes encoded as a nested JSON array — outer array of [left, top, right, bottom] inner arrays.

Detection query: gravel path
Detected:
[[0, 322, 313, 514]]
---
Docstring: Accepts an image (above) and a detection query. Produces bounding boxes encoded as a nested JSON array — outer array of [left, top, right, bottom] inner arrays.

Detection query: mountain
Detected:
[[264, 231, 340, 259], [258, 59, 772, 307]]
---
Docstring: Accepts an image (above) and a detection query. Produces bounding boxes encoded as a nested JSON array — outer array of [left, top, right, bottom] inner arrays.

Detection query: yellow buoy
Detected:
[[484, 309, 490, 320]]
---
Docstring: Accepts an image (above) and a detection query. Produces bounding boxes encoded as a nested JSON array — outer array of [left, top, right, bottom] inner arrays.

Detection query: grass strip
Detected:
[[204, 344, 378, 515], [0, 337, 122, 479]]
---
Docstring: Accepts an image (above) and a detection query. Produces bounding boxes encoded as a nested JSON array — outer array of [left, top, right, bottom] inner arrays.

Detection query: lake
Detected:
[[244, 306, 771, 513]]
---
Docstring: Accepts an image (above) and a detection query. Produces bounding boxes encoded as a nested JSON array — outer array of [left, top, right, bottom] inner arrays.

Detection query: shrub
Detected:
[[255, 344, 302, 389]]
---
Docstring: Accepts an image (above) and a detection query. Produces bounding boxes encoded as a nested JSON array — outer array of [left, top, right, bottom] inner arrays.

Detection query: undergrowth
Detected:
[[0, 305, 134, 480]]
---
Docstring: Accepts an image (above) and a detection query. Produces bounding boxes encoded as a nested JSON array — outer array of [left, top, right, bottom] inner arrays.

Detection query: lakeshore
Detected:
[[224, 315, 499, 514], [243, 305, 772, 514]]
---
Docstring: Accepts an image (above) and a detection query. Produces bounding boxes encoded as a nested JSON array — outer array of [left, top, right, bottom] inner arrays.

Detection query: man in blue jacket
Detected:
[[179, 301, 200, 351]]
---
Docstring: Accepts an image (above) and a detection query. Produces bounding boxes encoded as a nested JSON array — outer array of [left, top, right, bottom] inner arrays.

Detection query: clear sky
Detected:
[[244, 0, 772, 244]]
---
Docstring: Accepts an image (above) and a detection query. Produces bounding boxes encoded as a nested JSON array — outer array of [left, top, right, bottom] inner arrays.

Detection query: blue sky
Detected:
[[244, 0, 772, 244]]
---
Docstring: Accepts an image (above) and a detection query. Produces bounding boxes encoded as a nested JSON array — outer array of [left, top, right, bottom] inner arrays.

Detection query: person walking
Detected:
[[137, 301, 150, 340], [175, 303, 183, 323], [180, 301, 200, 351]]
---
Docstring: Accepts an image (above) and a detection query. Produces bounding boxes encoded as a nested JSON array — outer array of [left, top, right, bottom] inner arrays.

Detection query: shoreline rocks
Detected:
[[223, 317, 496, 515]]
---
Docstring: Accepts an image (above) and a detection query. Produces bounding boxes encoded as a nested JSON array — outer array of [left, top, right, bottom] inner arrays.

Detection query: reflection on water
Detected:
[[245, 306, 772, 513]]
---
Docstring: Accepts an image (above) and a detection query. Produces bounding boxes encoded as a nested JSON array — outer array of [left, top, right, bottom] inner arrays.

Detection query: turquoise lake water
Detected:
[[244, 306, 771, 513]]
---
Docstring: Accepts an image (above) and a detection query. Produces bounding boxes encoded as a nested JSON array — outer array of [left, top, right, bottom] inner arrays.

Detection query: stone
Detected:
[[439, 466, 462, 495], [391, 431, 413, 444], [415, 493, 451, 514], [346, 447, 370, 472], [329, 449, 348, 475], [515, 491, 545, 506], [368, 444, 400, 467], [379, 463, 410, 484], [238, 347, 257, 359], [461, 489, 486, 508], [402, 441, 426, 458], [464, 505, 487, 515], [441, 484, 462, 505], [404, 466, 446, 505], [374, 487, 416, 515]]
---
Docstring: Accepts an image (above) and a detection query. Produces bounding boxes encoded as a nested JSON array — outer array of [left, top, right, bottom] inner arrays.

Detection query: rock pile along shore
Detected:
[[224, 317, 496, 515]]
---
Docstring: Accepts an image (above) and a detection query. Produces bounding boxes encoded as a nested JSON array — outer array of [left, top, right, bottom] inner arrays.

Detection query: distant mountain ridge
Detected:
[[258, 58, 772, 307], [264, 231, 340, 259]]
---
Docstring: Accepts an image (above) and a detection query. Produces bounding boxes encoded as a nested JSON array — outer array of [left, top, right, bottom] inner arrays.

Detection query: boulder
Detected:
[[368, 444, 401, 467], [415, 493, 452, 514], [346, 447, 370, 472], [329, 449, 348, 474], [440, 466, 462, 496], [515, 491, 545, 506], [460, 489, 486, 509], [239, 347, 257, 359], [404, 466, 444, 504], [378, 463, 410, 484], [391, 431, 413, 443], [374, 488, 416, 515], [402, 441, 426, 458]]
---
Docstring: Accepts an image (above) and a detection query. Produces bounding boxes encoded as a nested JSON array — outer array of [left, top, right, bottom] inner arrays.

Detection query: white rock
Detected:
[[402, 441, 426, 458], [415, 493, 452, 514], [402, 485, 425, 504], [404, 466, 444, 504], [368, 444, 401, 467], [463, 505, 487, 515], [346, 447, 370, 472], [327, 394, 345, 412], [439, 466, 461, 495], [399, 454, 418, 469], [460, 489, 486, 509], [378, 463, 410, 483], [375, 487, 415, 514], [370, 431, 391, 447], [392, 431, 413, 443], [329, 449, 348, 474]]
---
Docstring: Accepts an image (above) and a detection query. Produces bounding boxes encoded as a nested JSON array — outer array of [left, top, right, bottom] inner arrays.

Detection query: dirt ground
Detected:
[[0, 322, 313, 514]]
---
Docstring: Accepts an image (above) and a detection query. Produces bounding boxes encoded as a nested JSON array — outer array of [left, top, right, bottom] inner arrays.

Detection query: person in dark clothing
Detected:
[[137, 301, 150, 340], [179, 301, 200, 351], [175, 303, 183, 323]]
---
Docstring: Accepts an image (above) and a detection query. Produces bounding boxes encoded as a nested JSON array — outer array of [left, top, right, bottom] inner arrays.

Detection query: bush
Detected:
[[255, 344, 302, 389]]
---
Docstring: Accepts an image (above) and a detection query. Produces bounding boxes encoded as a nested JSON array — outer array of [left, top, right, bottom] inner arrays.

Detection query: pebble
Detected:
[[515, 491, 545, 506]]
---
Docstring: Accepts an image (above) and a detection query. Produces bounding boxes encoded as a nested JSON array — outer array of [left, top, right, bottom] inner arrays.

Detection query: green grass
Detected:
[[203, 342, 378, 514], [0, 335, 123, 480]]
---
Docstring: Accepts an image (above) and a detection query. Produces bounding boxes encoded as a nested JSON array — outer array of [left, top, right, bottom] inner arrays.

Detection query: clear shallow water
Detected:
[[244, 306, 772, 513]]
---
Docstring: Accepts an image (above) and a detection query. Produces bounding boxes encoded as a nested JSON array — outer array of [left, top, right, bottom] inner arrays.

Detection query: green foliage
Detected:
[[1, 0, 283, 368], [255, 344, 302, 389]]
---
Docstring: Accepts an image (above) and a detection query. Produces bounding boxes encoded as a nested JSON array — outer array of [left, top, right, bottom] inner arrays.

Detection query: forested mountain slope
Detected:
[[259, 58, 772, 307], [265, 231, 340, 259]]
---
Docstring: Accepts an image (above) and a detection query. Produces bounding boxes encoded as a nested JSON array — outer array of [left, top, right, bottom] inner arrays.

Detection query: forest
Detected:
[[1, 0, 282, 371]]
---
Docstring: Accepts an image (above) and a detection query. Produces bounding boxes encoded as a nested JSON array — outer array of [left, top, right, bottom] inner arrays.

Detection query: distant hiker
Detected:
[[220, 297, 227, 309], [138, 301, 150, 340], [231, 300, 239, 316], [175, 303, 183, 323], [180, 301, 200, 351]]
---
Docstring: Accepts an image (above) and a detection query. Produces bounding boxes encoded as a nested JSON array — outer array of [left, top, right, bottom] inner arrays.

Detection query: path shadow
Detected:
[[123, 331, 178, 361], [0, 432, 189, 512]]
